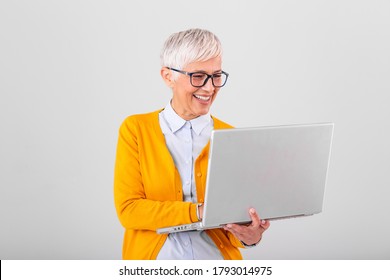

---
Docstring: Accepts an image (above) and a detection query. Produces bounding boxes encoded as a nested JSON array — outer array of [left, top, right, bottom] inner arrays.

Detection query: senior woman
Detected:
[[114, 28, 270, 260]]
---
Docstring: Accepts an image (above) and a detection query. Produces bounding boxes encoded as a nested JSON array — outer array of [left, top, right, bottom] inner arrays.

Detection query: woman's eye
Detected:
[[193, 74, 206, 79]]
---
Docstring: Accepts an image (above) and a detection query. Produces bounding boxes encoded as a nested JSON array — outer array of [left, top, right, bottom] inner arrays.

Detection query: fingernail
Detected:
[[261, 220, 266, 224], [250, 208, 255, 214]]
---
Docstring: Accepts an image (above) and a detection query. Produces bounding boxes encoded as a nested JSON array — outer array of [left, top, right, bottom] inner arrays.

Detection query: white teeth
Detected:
[[194, 94, 211, 101]]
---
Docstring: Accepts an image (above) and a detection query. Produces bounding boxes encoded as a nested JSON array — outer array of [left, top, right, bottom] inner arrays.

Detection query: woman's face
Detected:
[[169, 56, 222, 120]]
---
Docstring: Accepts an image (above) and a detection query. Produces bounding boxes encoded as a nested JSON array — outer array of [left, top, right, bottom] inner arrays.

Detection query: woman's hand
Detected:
[[223, 208, 270, 246]]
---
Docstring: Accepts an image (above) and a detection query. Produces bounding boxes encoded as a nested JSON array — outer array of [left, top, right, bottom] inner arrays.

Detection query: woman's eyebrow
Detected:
[[192, 69, 222, 74]]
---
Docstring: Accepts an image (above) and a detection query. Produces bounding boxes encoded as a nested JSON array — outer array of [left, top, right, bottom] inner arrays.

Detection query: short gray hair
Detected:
[[160, 28, 222, 71]]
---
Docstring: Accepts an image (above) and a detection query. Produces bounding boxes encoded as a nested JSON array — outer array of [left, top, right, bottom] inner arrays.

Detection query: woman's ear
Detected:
[[160, 67, 174, 88]]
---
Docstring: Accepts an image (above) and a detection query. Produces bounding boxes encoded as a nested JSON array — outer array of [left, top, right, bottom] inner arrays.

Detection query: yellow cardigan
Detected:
[[114, 109, 244, 259]]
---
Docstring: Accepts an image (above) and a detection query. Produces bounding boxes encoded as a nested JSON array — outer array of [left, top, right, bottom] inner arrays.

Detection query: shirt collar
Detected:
[[162, 101, 211, 135]]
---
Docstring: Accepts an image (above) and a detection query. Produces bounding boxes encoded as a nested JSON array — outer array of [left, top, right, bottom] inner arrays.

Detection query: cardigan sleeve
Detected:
[[114, 115, 199, 231]]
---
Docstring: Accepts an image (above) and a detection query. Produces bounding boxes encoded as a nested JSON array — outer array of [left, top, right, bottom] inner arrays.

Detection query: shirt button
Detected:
[[185, 181, 190, 185]]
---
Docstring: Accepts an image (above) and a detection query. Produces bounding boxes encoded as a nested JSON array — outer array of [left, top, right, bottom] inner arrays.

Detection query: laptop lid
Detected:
[[201, 123, 334, 228]]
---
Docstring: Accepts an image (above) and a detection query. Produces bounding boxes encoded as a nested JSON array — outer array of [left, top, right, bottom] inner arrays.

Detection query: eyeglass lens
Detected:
[[191, 72, 227, 87]]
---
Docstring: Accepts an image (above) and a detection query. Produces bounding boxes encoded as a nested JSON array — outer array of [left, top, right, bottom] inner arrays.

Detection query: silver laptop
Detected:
[[157, 123, 334, 234]]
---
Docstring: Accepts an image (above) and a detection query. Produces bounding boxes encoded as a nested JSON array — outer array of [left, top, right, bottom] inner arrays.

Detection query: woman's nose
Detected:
[[201, 77, 215, 91]]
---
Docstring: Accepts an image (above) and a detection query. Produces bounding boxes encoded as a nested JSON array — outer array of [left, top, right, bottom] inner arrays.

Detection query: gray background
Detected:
[[0, 0, 389, 259]]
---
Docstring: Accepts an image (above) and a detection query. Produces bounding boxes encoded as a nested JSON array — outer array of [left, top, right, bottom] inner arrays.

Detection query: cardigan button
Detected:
[[196, 172, 202, 177]]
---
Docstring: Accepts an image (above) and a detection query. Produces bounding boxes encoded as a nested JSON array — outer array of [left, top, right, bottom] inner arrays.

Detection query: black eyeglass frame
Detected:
[[167, 67, 229, 88]]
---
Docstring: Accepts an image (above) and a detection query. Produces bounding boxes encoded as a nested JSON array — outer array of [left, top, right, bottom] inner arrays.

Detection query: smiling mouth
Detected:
[[194, 94, 211, 101]]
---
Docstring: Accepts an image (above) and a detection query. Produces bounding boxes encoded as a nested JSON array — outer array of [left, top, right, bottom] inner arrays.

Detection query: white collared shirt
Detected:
[[156, 101, 223, 260]]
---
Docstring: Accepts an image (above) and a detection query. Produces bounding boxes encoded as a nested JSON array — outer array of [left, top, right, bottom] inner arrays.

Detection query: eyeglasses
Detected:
[[167, 67, 229, 88]]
